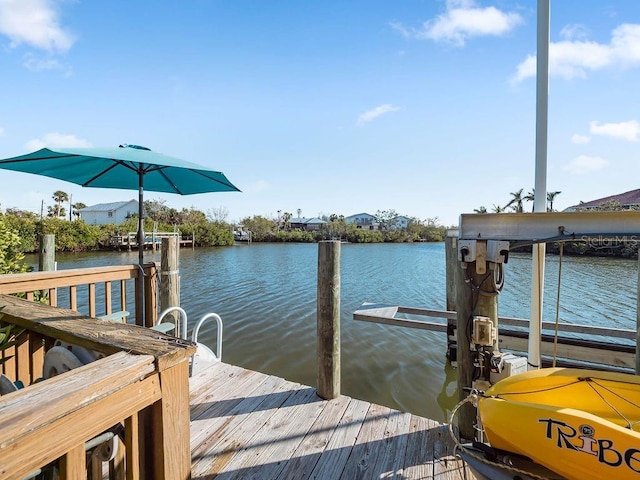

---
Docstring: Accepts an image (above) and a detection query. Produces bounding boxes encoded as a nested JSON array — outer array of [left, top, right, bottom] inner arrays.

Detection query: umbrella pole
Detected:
[[137, 169, 146, 325]]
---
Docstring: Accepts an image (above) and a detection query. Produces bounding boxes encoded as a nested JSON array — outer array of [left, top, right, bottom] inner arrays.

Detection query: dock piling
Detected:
[[160, 237, 180, 326], [317, 240, 341, 399], [38, 234, 55, 272]]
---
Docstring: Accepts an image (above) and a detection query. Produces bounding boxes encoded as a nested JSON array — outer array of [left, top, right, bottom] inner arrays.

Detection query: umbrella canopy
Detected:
[[0, 144, 240, 322], [0, 145, 239, 195]]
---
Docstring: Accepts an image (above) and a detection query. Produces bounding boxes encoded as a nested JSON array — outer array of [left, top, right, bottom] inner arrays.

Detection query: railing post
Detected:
[[144, 263, 158, 328], [149, 360, 192, 479], [160, 237, 180, 327], [317, 240, 340, 399]]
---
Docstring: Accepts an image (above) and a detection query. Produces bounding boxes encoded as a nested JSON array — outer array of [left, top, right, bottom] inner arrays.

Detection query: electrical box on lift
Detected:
[[471, 316, 496, 346], [458, 239, 477, 262], [486, 240, 510, 264], [490, 353, 527, 384]]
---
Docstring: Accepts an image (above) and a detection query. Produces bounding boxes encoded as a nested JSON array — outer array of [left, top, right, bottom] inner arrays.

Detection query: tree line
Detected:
[[474, 190, 639, 258], [474, 188, 562, 213], [1, 191, 448, 255], [240, 210, 446, 243]]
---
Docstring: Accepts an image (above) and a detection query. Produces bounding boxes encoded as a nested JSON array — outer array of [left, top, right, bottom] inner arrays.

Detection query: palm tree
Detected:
[[52, 190, 69, 218], [505, 188, 524, 213], [473, 206, 487, 214], [492, 204, 505, 213], [47, 205, 66, 218], [524, 189, 535, 212], [283, 212, 292, 230], [547, 191, 562, 212], [72, 202, 86, 220]]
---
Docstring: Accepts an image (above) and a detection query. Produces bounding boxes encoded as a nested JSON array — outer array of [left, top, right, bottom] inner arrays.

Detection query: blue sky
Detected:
[[1, 0, 640, 226]]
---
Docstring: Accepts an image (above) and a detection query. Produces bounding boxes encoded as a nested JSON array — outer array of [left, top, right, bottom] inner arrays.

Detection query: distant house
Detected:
[[391, 215, 411, 230], [289, 217, 326, 231], [565, 189, 640, 212], [80, 200, 139, 225], [345, 213, 378, 230]]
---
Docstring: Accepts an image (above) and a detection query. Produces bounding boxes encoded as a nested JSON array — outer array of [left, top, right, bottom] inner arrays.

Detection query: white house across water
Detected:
[[80, 200, 139, 225]]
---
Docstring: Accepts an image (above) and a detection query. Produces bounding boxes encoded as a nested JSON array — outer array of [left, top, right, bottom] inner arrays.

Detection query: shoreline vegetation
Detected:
[[1, 193, 638, 259], [1, 201, 449, 254]]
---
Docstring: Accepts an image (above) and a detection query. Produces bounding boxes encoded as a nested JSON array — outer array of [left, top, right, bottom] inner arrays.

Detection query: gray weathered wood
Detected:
[[275, 394, 351, 480], [317, 240, 341, 399], [339, 402, 391, 479], [188, 362, 477, 479], [308, 398, 370, 480], [403, 415, 437, 479], [454, 257, 475, 440], [38, 234, 55, 272], [160, 237, 180, 326], [445, 231, 458, 312]]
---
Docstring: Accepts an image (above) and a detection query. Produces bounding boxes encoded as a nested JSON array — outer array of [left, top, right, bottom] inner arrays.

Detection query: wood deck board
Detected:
[[189, 363, 476, 480], [307, 397, 371, 480], [274, 394, 352, 480], [191, 378, 302, 476], [339, 402, 392, 480]]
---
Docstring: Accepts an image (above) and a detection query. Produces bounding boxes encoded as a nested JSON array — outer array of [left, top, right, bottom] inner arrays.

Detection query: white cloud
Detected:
[[513, 23, 640, 82], [398, 0, 522, 47], [390, 21, 412, 40], [564, 155, 608, 175], [590, 120, 640, 142], [0, 0, 74, 52], [25, 133, 92, 151], [560, 24, 590, 41], [0, 126, 4, 136], [356, 104, 399, 126], [23, 53, 62, 71], [571, 134, 591, 144]]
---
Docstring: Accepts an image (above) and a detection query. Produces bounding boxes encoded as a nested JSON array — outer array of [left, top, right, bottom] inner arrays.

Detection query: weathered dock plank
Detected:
[[189, 363, 476, 480], [339, 402, 392, 479], [307, 397, 370, 479], [370, 410, 412, 479], [275, 394, 351, 480]]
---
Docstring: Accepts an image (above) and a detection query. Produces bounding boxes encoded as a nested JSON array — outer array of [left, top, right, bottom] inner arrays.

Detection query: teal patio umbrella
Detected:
[[0, 144, 240, 321]]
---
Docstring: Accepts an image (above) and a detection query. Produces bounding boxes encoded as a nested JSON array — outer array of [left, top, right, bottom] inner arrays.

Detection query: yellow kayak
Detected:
[[478, 368, 640, 480]]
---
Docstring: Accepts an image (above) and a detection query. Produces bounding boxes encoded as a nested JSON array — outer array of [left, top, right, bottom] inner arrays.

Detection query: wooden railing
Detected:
[[0, 263, 159, 328], [0, 293, 196, 479]]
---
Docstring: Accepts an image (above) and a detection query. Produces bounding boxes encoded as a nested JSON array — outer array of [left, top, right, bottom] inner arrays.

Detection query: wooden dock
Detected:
[[189, 362, 475, 479]]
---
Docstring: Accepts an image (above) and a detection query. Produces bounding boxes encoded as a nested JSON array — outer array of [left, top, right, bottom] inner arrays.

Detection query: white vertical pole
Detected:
[[528, 0, 550, 369]]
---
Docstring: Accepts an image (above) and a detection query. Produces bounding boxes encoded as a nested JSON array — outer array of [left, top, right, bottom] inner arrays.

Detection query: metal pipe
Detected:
[[529, 0, 550, 370]]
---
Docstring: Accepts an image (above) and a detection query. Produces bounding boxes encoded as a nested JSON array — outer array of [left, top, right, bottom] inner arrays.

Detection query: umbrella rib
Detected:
[[0, 153, 72, 165], [192, 170, 241, 191], [157, 168, 183, 194], [82, 160, 136, 187]]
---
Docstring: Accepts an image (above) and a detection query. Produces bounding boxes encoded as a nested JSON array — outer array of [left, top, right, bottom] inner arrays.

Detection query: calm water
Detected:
[[27, 243, 638, 422]]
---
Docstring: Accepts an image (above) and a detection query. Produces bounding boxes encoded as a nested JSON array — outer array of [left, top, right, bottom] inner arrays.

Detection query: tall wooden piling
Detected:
[[455, 240, 499, 440], [38, 234, 56, 305], [160, 237, 180, 326], [445, 230, 458, 361], [317, 240, 340, 399], [38, 234, 55, 272], [445, 230, 458, 312]]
